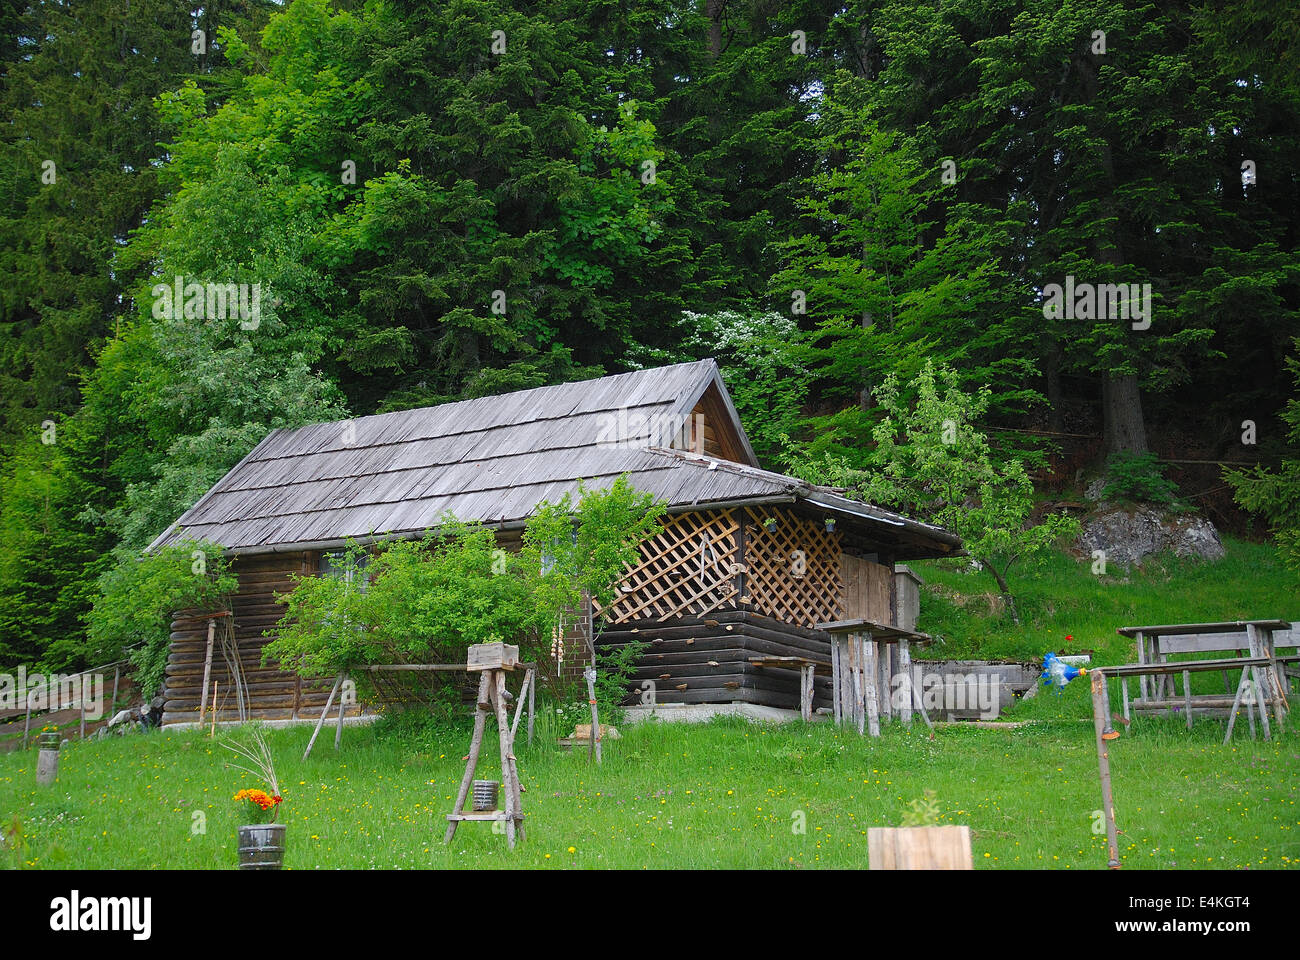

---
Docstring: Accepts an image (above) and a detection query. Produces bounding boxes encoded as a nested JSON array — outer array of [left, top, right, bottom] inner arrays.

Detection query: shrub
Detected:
[[1102, 452, 1179, 506]]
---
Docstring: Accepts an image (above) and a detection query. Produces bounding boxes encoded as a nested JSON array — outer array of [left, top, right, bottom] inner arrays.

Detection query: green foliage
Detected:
[[592, 639, 649, 723], [900, 789, 942, 827], [1226, 343, 1300, 572], [789, 361, 1079, 622], [1102, 452, 1180, 506], [85, 540, 237, 700], [265, 478, 665, 701]]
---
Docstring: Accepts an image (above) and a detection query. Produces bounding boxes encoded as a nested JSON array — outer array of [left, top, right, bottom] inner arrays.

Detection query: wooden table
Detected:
[[1116, 620, 1292, 722], [815, 619, 931, 736]]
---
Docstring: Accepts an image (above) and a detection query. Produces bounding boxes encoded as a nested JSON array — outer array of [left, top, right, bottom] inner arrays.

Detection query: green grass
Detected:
[[912, 536, 1295, 666], [2, 537, 1295, 870], [1, 712, 1296, 870]]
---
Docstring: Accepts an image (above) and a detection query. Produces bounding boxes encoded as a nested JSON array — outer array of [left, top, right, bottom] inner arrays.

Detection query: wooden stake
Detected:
[[510, 668, 532, 744], [334, 676, 347, 750], [527, 668, 535, 746], [1223, 667, 1252, 745], [199, 619, 215, 727], [209, 681, 218, 738], [1089, 672, 1121, 868], [302, 674, 344, 760], [584, 666, 602, 763]]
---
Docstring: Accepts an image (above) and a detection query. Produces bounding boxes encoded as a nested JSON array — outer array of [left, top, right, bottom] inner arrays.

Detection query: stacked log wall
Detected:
[[161, 551, 364, 726], [596, 610, 835, 710]]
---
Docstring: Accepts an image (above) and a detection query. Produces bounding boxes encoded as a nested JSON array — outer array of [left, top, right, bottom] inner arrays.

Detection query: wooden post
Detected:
[[830, 639, 842, 726], [1135, 630, 1148, 703], [444, 673, 492, 844], [302, 674, 344, 760], [527, 668, 535, 746], [898, 639, 912, 729], [334, 676, 347, 750], [584, 667, 602, 764], [799, 663, 814, 722], [1223, 667, 1252, 745], [1089, 672, 1121, 868], [493, 671, 518, 849], [510, 668, 532, 743], [1121, 677, 1130, 723], [199, 619, 216, 727], [22, 688, 33, 749], [111, 666, 120, 716], [1100, 672, 1115, 738], [1183, 669, 1193, 730], [209, 681, 219, 738], [1250, 663, 1272, 740], [863, 635, 880, 737]]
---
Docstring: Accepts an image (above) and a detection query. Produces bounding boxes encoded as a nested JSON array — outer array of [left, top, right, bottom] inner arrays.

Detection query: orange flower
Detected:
[[234, 788, 282, 811]]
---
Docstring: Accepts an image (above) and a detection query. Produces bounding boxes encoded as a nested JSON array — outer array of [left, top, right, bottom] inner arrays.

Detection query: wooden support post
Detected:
[[1183, 670, 1193, 730], [864, 635, 880, 737], [909, 664, 936, 735], [199, 619, 216, 727], [527, 668, 535, 746], [1223, 667, 1252, 745], [799, 663, 814, 722], [493, 671, 518, 849], [1100, 673, 1115, 738], [584, 666, 602, 764], [111, 666, 120, 716], [1250, 664, 1272, 741], [334, 676, 347, 750], [302, 674, 344, 760], [210, 681, 218, 738], [1089, 672, 1121, 869], [510, 668, 533, 743], [1121, 677, 1130, 724], [898, 639, 913, 728], [830, 640, 842, 726], [22, 688, 33, 749], [1135, 631, 1148, 704], [445, 673, 492, 844]]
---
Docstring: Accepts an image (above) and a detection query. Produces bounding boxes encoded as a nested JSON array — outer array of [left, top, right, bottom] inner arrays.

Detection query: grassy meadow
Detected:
[[2, 535, 1296, 871]]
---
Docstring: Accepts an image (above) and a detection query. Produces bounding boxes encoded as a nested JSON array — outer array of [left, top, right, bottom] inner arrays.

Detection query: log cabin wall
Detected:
[[161, 551, 364, 726], [596, 610, 836, 710]]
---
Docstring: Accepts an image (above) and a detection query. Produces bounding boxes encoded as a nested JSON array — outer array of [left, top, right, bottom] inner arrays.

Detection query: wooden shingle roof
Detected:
[[148, 359, 960, 558]]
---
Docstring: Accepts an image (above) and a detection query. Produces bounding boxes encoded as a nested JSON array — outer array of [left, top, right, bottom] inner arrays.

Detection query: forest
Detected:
[[1, 0, 1297, 673]]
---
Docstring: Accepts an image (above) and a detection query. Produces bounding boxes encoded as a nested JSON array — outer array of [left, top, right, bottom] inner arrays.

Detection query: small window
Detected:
[[320, 550, 370, 590]]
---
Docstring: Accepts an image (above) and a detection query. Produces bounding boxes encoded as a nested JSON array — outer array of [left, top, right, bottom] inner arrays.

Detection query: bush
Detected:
[[1102, 452, 1179, 506]]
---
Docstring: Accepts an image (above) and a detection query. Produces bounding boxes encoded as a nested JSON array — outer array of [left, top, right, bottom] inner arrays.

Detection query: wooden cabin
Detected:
[[150, 359, 961, 725]]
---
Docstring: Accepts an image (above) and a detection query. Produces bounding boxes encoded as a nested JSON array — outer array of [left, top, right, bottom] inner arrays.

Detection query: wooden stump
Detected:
[[868, 826, 972, 870]]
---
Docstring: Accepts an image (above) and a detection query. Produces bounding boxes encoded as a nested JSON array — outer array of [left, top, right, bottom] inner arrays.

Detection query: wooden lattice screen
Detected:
[[599, 506, 844, 628], [600, 508, 742, 622], [740, 506, 843, 627]]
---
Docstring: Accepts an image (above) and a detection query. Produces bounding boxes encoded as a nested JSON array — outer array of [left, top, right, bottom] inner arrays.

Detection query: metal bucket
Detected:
[[237, 823, 287, 870], [472, 780, 499, 812]]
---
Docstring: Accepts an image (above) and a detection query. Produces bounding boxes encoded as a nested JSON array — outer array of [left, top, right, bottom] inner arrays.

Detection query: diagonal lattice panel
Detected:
[[601, 509, 741, 623], [741, 507, 843, 627]]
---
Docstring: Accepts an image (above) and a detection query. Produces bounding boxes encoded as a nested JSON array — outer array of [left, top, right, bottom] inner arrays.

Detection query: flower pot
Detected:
[[764, 522, 777, 534], [237, 823, 286, 870]]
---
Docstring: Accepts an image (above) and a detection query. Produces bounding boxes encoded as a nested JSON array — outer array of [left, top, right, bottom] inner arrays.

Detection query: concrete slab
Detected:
[[621, 702, 815, 725]]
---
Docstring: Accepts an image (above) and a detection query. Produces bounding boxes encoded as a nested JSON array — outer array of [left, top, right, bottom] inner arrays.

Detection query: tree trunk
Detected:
[[706, 0, 724, 59], [983, 561, 1020, 625], [1101, 373, 1149, 456]]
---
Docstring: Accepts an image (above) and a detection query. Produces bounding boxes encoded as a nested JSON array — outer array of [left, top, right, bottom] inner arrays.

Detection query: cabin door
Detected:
[[840, 554, 892, 624]]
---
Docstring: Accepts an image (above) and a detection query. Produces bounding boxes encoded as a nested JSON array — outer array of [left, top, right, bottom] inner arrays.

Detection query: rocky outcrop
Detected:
[[1076, 505, 1225, 568]]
